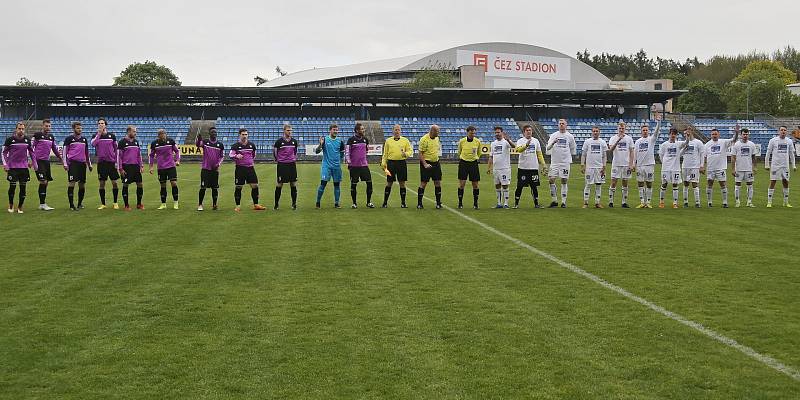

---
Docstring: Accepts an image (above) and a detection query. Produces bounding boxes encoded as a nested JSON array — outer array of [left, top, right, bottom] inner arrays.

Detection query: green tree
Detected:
[[406, 69, 458, 89], [16, 77, 44, 87], [675, 80, 726, 113], [113, 61, 181, 86], [688, 53, 767, 87], [725, 60, 800, 116]]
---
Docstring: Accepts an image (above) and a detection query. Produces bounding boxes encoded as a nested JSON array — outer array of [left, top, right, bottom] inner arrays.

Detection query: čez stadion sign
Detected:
[[456, 50, 572, 81]]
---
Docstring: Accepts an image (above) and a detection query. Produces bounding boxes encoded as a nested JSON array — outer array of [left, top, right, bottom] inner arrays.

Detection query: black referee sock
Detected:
[[67, 186, 74, 208], [531, 186, 539, 205], [171, 185, 179, 201], [99, 188, 106, 205], [290, 186, 297, 206], [350, 183, 358, 204], [383, 186, 392, 205], [435, 186, 442, 205], [274, 187, 282, 208], [211, 188, 218, 206], [160, 187, 167, 203], [199, 187, 206, 205], [112, 187, 119, 203], [122, 186, 130, 207], [136, 187, 143, 206], [366, 182, 373, 203], [473, 188, 479, 207], [417, 187, 424, 206], [400, 187, 406, 205], [18, 183, 26, 207], [457, 188, 464, 206], [77, 187, 85, 206], [251, 187, 259, 205], [38, 183, 47, 204], [234, 187, 242, 206]]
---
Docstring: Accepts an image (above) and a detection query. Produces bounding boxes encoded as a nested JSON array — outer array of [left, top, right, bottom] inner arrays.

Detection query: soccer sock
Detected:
[[383, 186, 391, 205], [502, 189, 509, 206], [291, 186, 297, 206], [560, 183, 568, 204], [672, 188, 678, 204], [160, 187, 167, 203], [122, 186, 130, 207], [531, 185, 539, 205], [646, 188, 653, 204], [435, 186, 442, 205], [747, 185, 753, 203], [67, 186, 74, 208], [99, 188, 106, 205], [350, 183, 358, 204], [8, 184, 16, 205], [622, 187, 628, 204], [694, 188, 700, 204], [496, 189, 502, 205], [514, 186, 523, 206], [136, 187, 143, 206], [706, 188, 713, 204], [550, 183, 557, 202], [683, 187, 689, 203], [112, 187, 119, 203], [734, 186, 740, 202], [274, 187, 282, 208], [608, 188, 615, 204], [171, 185, 179, 202], [473, 188, 479, 207], [768, 188, 774, 203], [316, 181, 327, 204], [721, 188, 728, 205], [199, 187, 206, 205], [77, 187, 85, 206], [583, 185, 590, 202], [366, 182, 373, 203], [638, 187, 645, 204], [234, 187, 242, 206], [660, 187, 666, 202], [17, 183, 26, 207], [251, 187, 259, 205], [458, 188, 464, 206], [399, 187, 406, 205], [417, 187, 425, 207], [783, 188, 790, 203], [211, 188, 218, 206], [595, 184, 602, 203], [333, 182, 341, 204], [38, 183, 47, 204]]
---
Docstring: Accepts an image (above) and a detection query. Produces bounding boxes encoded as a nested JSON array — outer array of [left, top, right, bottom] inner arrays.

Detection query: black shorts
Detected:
[[349, 166, 372, 183], [420, 161, 443, 182], [97, 161, 120, 181], [517, 168, 540, 187], [386, 160, 408, 182], [235, 166, 258, 185], [122, 164, 143, 184], [35, 160, 52, 181], [200, 169, 219, 189], [6, 168, 30, 183], [277, 162, 297, 184], [68, 162, 87, 183], [458, 160, 480, 182], [158, 167, 178, 183]]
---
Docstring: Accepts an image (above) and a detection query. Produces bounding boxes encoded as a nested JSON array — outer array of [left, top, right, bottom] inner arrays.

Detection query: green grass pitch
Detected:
[[1, 162, 798, 399]]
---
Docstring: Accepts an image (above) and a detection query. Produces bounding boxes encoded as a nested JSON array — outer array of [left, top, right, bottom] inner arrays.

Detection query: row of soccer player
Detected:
[[3, 118, 797, 213]]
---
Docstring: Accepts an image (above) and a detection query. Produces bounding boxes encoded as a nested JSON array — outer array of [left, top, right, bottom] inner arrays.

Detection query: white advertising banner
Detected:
[[456, 50, 571, 81]]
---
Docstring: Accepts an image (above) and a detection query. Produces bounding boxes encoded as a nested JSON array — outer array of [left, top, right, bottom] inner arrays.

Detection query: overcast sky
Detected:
[[1, 0, 796, 86]]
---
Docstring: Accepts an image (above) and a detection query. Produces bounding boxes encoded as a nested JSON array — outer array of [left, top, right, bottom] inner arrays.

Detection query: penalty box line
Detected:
[[370, 168, 800, 382]]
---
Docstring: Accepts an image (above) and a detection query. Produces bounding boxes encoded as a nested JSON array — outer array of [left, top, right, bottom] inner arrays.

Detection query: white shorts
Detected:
[[636, 165, 655, 182], [584, 168, 606, 185], [548, 164, 570, 179], [661, 170, 682, 185], [770, 167, 790, 181], [611, 166, 633, 179], [682, 168, 701, 183], [493, 168, 511, 185], [707, 169, 727, 182], [735, 170, 754, 183]]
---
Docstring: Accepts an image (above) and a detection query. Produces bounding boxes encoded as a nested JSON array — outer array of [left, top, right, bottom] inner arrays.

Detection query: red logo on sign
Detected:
[[473, 53, 488, 72]]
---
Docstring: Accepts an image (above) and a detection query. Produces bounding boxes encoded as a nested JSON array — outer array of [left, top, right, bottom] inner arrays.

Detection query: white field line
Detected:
[[371, 168, 800, 382]]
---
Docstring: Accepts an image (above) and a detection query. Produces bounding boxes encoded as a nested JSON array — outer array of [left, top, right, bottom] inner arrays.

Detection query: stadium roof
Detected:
[[0, 86, 681, 106]]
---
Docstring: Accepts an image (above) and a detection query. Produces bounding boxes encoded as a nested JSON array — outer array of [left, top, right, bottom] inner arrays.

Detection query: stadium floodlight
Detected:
[[731, 80, 768, 118]]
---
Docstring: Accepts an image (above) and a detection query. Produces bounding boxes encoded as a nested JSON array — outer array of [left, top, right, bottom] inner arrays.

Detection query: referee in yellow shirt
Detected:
[[457, 125, 483, 209], [381, 124, 413, 208], [418, 124, 442, 209]]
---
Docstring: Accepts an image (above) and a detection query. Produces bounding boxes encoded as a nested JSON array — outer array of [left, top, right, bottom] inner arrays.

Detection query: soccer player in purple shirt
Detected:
[[149, 129, 181, 210], [31, 118, 62, 211], [92, 118, 120, 209], [345, 122, 374, 208], [117, 126, 144, 211], [196, 127, 224, 211], [63, 122, 93, 211], [273, 124, 300, 210], [229, 128, 266, 212], [3, 122, 37, 214]]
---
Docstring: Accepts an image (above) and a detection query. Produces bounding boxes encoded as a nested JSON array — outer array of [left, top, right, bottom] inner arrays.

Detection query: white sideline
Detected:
[[372, 169, 800, 382]]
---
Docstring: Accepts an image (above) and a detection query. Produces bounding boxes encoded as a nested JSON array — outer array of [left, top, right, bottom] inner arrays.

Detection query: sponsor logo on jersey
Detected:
[[741, 148, 750, 155], [668, 147, 677, 155], [591, 144, 601, 152], [778, 144, 788, 151], [711, 145, 720, 153], [639, 142, 649, 150]]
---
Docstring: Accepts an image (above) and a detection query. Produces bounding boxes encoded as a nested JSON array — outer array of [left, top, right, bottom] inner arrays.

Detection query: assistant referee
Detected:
[[381, 124, 413, 208], [457, 125, 483, 209]]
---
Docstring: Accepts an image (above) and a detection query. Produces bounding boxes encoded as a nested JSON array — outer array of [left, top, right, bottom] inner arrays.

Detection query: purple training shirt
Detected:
[[197, 137, 225, 170], [3, 135, 37, 170], [117, 137, 143, 169], [62, 134, 92, 169], [229, 141, 257, 167], [32, 132, 62, 161], [149, 138, 180, 169], [345, 135, 369, 167], [273, 136, 298, 164], [92, 132, 118, 163]]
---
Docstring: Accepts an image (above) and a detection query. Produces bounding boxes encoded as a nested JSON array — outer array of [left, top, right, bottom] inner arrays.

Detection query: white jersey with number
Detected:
[[547, 131, 576, 166], [609, 135, 634, 168], [659, 140, 682, 172], [634, 133, 659, 167], [704, 138, 735, 171], [490, 139, 512, 171], [731, 141, 757, 171], [581, 138, 608, 169], [765, 137, 796, 169], [681, 139, 705, 169], [516, 137, 541, 170]]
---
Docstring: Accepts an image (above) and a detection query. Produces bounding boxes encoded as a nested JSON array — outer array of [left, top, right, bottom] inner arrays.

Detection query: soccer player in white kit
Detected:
[[680, 128, 705, 208], [730, 128, 758, 208], [658, 128, 684, 208], [580, 126, 608, 208], [487, 126, 515, 208], [703, 127, 738, 208], [608, 121, 635, 208], [513, 125, 547, 208], [764, 126, 797, 207], [633, 116, 662, 208], [546, 119, 577, 208]]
